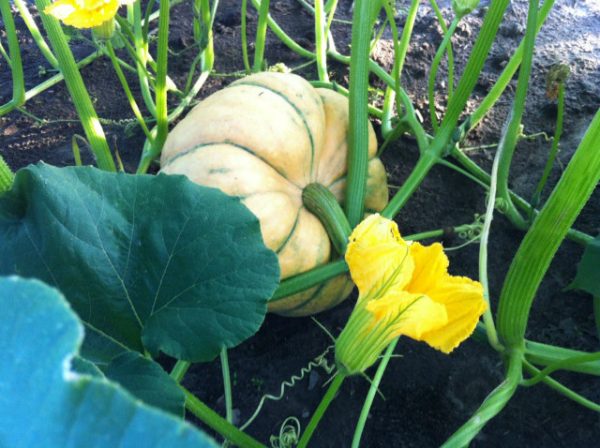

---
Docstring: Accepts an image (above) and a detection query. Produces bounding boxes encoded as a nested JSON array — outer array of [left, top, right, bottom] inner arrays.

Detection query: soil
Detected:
[[1, 0, 599, 446]]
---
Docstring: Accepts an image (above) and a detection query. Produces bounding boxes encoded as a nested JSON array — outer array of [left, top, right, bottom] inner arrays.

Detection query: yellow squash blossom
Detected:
[[335, 214, 487, 375], [45, 0, 132, 29]]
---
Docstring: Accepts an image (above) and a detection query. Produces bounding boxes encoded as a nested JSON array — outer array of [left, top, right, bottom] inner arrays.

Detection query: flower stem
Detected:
[[182, 387, 266, 448], [296, 374, 345, 448], [34, 0, 116, 172], [220, 348, 234, 424], [351, 338, 398, 448], [253, 0, 271, 71]]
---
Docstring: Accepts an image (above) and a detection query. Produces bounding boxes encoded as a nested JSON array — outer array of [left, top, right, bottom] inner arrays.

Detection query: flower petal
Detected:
[[346, 214, 414, 298], [419, 276, 487, 353], [405, 242, 449, 295], [45, 0, 120, 28], [365, 291, 447, 342]]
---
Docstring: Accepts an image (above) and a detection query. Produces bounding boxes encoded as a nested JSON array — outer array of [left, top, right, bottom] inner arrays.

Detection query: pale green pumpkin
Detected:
[[160, 72, 388, 316]]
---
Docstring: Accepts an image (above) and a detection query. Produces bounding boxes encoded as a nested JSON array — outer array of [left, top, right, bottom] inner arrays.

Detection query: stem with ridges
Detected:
[[345, 0, 382, 227], [442, 350, 523, 447], [497, 108, 600, 348], [182, 387, 266, 448], [351, 339, 398, 448], [302, 183, 351, 254], [253, 0, 271, 71], [296, 374, 345, 448], [0, 0, 25, 116], [34, 0, 116, 171]]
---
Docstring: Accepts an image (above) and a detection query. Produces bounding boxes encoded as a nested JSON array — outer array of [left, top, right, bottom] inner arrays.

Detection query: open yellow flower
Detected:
[[45, 0, 131, 29], [335, 214, 487, 375]]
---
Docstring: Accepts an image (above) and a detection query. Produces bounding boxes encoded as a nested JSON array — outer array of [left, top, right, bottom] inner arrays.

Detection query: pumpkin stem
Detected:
[[302, 183, 351, 255]]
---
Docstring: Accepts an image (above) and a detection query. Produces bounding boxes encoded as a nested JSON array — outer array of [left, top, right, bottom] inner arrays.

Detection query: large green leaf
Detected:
[[569, 234, 600, 297], [105, 352, 185, 417], [0, 164, 280, 362], [0, 276, 216, 448]]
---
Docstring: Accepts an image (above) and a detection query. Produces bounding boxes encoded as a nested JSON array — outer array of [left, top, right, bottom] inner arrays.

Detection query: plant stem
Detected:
[[345, 0, 382, 227], [154, 0, 170, 153], [130, 1, 157, 117], [170, 360, 191, 383], [442, 349, 523, 447], [428, 17, 459, 131], [494, 0, 540, 227], [220, 348, 234, 424], [314, 0, 329, 81], [253, 0, 271, 71], [297, 374, 345, 448], [241, 0, 251, 72], [497, 108, 600, 348], [524, 340, 600, 376], [429, 0, 455, 97], [522, 360, 600, 413], [14, 0, 58, 68], [351, 339, 398, 448], [182, 387, 266, 448], [302, 183, 351, 255], [521, 352, 600, 387], [0, 0, 25, 116], [34, 0, 116, 172]]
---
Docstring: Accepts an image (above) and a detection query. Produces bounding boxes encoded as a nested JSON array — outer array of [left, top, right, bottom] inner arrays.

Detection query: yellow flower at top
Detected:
[[45, 0, 131, 29], [335, 214, 487, 375]]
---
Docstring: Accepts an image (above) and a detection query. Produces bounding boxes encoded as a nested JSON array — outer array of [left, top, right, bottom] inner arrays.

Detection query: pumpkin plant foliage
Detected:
[[0, 164, 280, 364], [0, 276, 217, 448]]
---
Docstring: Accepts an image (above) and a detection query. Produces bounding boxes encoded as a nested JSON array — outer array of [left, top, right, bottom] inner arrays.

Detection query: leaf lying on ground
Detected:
[[0, 164, 280, 363], [0, 276, 216, 448]]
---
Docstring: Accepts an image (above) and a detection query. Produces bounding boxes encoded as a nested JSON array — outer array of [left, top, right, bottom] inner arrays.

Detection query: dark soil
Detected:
[[2, 0, 600, 446]]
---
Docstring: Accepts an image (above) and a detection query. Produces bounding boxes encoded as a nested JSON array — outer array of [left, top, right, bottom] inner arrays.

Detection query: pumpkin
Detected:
[[160, 72, 388, 316]]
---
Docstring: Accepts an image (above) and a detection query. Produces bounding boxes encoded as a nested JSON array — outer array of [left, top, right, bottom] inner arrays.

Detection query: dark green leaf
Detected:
[[0, 276, 216, 447], [0, 164, 280, 363], [105, 352, 185, 417], [568, 234, 600, 297]]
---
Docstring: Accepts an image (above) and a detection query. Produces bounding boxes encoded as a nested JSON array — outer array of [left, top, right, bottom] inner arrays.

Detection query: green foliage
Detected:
[[0, 164, 280, 363], [105, 352, 185, 417], [0, 276, 217, 448], [569, 234, 600, 297]]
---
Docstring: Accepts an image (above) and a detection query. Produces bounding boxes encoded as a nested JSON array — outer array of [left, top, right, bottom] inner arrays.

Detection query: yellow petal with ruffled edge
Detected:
[[346, 214, 414, 300], [365, 291, 447, 342], [406, 242, 487, 353], [45, 0, 120, 28]]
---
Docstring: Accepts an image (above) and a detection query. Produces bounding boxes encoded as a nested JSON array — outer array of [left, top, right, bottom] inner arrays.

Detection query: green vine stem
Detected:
[[153, 0, 170, 155], [105, 41, 153, 141], [524, 340, 600, 376], [241, 0, 251, 72], [0, 155, 15, 193], [382, 0, 511, 219], [345, 0, 383, 227], [182, 387, 266, 448], [253, 0, 271, 71], [129, 1, 157, 117], [521, 352, 600, 387], [296, 374, 345, 448], [497, 108, 600, 348], [381, 0, 420, 137], [351, 338, 398, 448], [34, 0, 116, 172], [14, 0, 58, 68], [170, 360, 191, 383], [429, 0, 455, 98], [493, 0, 540, 228], [522, 360, 600, 413], [428, 16, 460, 131], [220, 348, 234, 424], [441, 349, 523, 447], [302, 183, 351, 255], [314, 0, 329, 81], [0, 0, 25, 116]]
